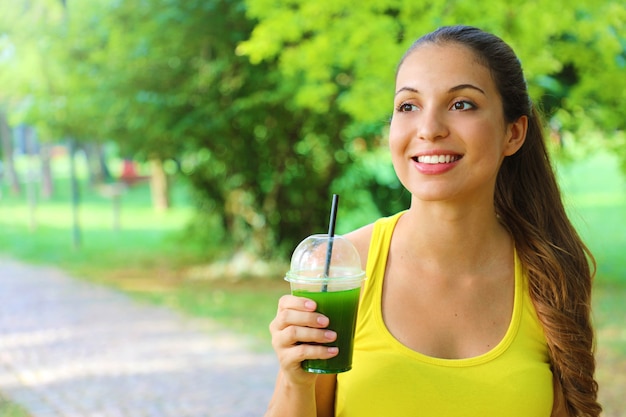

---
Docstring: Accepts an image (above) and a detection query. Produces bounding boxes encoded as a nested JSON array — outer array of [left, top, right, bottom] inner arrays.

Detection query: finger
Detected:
[[273, 326, 337, 350], [277, 294, 317, 313], [282, 344, 340, 368], [271, 308, 329, 333]]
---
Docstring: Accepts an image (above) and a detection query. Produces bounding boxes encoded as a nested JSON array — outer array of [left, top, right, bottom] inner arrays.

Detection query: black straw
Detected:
[[322, 194, 339, 290]]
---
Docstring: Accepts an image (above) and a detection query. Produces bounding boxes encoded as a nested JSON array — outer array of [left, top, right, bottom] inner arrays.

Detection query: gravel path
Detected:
[[0, 258, 278, 417]]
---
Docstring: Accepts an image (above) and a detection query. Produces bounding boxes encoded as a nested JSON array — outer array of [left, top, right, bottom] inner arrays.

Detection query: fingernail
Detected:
[[304, 301, 316, 310], [324, 330, 336, 340], [328, 347, 339, 354], [317, 316, 329, 326]]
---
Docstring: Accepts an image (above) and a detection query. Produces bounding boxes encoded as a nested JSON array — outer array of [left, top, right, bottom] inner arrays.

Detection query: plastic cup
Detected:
[[285, 234, 365, 374]]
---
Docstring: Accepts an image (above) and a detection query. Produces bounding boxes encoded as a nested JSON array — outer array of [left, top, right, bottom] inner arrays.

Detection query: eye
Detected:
[[451, 100, 475, 111], [396, 102, 418, 112]]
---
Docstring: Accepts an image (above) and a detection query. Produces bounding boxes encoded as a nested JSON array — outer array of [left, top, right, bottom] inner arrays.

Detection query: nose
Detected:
[[416, 107, 449, 141]]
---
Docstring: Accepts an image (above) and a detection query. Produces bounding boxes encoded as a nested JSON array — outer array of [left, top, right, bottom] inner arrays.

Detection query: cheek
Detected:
[[387, 127, 408, 178], [388, 130, 405, 167], [388, 119, 407, 153]]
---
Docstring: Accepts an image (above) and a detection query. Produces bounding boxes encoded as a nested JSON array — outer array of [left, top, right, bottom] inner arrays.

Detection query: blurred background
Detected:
[[0, 0, 624, 415]]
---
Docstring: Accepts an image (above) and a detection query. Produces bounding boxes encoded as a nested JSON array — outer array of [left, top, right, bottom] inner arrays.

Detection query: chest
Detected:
[[381, 253, 515, 360], [336, 345, 553, 417]]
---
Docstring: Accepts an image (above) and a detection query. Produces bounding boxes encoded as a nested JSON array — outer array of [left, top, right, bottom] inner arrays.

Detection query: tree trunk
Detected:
[[40, 142, 54, 199], [68, 138, 82, 248], [96, 143, 112, 182], [149, 158, 169, 211], [84, 142, 111, 185], [0, 111, 21, 195], [23, 126, 38, 232]]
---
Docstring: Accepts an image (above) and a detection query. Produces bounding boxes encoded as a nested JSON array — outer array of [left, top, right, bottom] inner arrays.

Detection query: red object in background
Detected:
[[119, 159, 149, 185]]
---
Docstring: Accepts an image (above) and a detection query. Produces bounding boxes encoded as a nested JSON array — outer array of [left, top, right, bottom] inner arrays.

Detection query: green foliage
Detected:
[[2, 0, 624, 260], [238, 0, 403, 124], [238, 0, 626, 250], [1, 0, 389, 258], [240, 0, 626, 132], [332, 141, 410, 233], [0, 0, 106, 141]]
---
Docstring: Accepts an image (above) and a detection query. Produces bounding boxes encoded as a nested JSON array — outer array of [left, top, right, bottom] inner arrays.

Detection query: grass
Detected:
[[0, 397, 31, 417], [1, 150, 625, 414], [0, 174, 197, 269]]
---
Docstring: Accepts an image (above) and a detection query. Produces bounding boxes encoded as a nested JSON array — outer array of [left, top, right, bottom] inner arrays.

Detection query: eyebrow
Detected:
[[394, 84, 486, 96]]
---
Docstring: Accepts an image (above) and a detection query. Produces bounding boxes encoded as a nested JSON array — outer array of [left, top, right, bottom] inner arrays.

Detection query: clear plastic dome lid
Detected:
[[285, 234, 365, 283]]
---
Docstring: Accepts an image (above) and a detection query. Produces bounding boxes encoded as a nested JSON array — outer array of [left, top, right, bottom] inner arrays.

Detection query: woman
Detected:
[[265, 25, 601, 417]]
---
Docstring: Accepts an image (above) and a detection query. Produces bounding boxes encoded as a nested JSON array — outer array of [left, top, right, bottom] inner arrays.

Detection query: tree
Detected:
[[180, 0, 378, 256], [0, 110, 21, 195], [239, 0, 625, 137], [90, 0, 398, 256], [0, 0, 181, 207], [1, 0, 389, 257], [8, 0, 621, 261]]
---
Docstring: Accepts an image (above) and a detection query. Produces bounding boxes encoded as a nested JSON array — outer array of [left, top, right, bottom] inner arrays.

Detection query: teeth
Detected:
[[416, 155, 459, 164]]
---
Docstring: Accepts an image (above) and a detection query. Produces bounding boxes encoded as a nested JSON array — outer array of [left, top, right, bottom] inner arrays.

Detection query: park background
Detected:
[[0, 0, 624, 415]]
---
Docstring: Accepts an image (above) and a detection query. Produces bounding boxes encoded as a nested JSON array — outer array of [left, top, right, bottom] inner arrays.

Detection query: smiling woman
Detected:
[[263, 25, 601, 417], [389, 42, 525, 200]]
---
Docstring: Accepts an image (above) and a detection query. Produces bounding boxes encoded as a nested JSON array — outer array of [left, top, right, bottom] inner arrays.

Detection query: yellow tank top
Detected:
[[336, 212, 553, 416]]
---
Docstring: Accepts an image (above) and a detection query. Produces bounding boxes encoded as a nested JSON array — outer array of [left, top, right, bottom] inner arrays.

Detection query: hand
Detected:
[[270, 295, 339, 385]]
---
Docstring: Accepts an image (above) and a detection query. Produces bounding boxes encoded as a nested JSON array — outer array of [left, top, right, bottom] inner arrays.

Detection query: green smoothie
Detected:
[[293, 286, 361, 373]]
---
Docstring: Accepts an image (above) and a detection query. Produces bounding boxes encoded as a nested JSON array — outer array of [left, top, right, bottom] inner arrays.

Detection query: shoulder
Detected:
[[342, 212, 405, 270], [343, 223, 374, 272]]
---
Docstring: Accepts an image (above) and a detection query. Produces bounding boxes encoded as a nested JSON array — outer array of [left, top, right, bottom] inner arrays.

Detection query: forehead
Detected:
[[396, 43, 494, 91]]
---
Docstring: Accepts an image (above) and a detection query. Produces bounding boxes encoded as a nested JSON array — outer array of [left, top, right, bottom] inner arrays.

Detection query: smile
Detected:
[[413, 155, 462, 164]]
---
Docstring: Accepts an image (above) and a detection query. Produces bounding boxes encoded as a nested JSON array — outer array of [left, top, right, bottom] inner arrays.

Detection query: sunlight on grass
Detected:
[[1, 201, 193, 232], [0, 176, 204, 281]]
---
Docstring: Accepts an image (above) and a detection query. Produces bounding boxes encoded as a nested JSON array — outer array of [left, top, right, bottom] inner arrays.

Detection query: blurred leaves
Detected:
[[240, 0, 625, 132], [0, 0, 624, 259]]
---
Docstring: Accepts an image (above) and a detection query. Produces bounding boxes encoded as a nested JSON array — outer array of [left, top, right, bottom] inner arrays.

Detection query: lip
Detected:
[[410, 151, 463, 174]]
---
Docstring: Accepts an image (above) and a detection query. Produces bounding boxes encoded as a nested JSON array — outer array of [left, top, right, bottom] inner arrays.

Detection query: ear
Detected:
[[503, 115, 528, 156]]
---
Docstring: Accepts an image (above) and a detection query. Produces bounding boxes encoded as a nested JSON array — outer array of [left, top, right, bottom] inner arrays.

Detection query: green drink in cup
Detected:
[[286, 233, 365, 374]]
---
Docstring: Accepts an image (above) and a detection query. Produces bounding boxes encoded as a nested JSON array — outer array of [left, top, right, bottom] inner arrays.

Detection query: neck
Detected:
[[398, 198, 512, 273]]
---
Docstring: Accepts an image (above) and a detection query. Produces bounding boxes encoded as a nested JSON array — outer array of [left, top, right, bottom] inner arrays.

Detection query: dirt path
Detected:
[[0, 258, 277, 417]]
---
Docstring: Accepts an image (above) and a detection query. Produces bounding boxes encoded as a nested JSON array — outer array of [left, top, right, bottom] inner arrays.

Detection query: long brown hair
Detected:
[[402, 26, 601, 416]]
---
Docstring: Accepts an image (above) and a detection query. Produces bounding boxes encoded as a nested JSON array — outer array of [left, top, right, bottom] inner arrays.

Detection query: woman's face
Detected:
[[389, 42, 526, 205]]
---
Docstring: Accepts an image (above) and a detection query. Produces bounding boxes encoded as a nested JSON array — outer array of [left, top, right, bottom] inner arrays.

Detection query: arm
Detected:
[[264, 296, 339, 417], [315, 374, 337, 417], [265, 372, 336, 417], [264, 370, 317, 417], [266, 222, 374, 416]]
